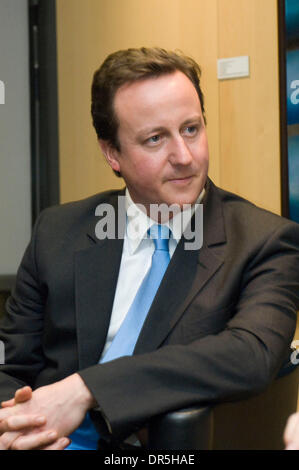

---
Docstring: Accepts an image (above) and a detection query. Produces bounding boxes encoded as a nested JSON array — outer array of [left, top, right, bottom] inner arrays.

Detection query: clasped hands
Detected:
[[0, 373, 96, 450], [2, 374, 298, 451]]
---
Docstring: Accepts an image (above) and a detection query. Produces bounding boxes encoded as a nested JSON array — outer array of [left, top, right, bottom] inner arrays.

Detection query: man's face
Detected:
[[103, 70, 209, 213]]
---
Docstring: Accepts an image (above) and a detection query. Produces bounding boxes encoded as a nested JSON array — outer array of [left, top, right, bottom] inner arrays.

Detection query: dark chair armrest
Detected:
[[147, 406, 213, 450], [147, 360, 298, 450]]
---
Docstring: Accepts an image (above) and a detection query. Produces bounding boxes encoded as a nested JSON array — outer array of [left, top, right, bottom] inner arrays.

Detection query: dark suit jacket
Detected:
[[1, 179, 299, 441]]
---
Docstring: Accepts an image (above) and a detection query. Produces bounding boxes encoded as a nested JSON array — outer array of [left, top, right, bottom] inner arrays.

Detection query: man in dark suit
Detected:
[[0, 47, 299, 450]]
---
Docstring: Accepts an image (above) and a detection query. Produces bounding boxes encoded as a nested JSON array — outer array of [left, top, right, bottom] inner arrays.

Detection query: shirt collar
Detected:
[[125, 188, 205, 255]]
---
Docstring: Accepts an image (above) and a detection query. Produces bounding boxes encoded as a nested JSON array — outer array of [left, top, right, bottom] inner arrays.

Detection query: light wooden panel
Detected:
[[218, 0, 281, 214], [56, 0, 219, 203]]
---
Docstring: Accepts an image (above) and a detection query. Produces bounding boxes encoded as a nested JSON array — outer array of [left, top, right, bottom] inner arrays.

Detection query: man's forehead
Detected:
[[114, 70, 202, 124], [115, 70, 196, 97]]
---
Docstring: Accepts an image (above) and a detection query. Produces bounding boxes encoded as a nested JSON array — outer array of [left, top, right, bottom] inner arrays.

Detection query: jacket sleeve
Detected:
[[0, 212, 47, 402]]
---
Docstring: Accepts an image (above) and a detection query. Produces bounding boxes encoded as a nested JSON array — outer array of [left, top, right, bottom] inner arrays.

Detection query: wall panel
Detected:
[[218, 0, 281, 214], [0, 0, 31, 276]]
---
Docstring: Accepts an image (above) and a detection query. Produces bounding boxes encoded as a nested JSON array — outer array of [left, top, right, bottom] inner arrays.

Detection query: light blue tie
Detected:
[[67, 224, 171, 449], [102, 224, 171, 362]]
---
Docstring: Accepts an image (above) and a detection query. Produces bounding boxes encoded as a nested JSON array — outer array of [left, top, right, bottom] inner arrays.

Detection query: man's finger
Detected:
[[0, 415, 46, 433], [284, 413, 298, 444], [0, 431, 22, 449], [1, 386, 32, 408], [284, 413, 299, 450], [14, 386, 32, 404], [41, 437, 71, 450], [10, 430, 58, 450], [0, 407, 14, 422], [1, 398, 15, 408]]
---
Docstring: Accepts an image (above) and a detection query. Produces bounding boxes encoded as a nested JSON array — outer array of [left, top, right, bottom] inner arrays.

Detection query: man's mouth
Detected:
[[168, 175, 194, 184]]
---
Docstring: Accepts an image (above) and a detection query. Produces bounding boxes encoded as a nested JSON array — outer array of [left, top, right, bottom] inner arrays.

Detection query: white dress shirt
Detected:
[[100, 187, 205, 358]]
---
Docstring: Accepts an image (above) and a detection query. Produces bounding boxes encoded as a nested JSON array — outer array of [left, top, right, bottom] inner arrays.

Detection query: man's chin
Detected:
[[164, 178, 204, 206]]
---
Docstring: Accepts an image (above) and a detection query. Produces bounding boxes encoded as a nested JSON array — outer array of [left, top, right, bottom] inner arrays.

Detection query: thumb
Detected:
[[1, 386, 33, 408], [14, 386, 33, 404]]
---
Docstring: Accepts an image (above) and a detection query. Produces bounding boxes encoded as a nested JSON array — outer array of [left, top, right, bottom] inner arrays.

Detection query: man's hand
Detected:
[[0, 416, 70, 450], [0, 386, 69, 450], [284, 412, 299, 450], [0, 373, 96, 450]]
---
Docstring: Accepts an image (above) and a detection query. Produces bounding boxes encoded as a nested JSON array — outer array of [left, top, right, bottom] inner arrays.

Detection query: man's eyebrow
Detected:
[[180, 115, 202, 126]]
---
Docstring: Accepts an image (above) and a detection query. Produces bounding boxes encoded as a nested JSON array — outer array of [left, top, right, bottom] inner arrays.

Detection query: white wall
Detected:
[[0, 0, 31, 275]]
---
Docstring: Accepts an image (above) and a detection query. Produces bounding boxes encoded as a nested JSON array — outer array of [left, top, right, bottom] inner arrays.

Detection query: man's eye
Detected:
[[147, 135, 160, 144], [184, 126, 197, 136]]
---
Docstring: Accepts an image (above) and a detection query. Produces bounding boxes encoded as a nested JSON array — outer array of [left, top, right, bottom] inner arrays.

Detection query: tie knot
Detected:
[[148, 224, 171, 252]]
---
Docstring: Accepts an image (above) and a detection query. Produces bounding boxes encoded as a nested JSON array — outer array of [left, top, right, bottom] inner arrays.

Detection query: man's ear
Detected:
[[98, 139, 121, 173]]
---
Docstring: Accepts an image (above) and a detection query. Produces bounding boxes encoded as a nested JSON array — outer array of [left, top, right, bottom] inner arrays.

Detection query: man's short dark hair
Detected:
[[91, 47, 206, 177]]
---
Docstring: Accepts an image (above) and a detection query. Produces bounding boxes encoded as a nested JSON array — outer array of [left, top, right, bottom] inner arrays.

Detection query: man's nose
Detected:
[[168, 136, 193, 166]]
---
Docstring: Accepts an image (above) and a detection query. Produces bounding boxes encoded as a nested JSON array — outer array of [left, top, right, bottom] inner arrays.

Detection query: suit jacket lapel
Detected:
[[75, 191, 125, 369], [134, 179, 227, 354]]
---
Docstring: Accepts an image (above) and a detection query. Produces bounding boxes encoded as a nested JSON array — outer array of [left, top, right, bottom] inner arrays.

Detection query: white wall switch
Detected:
[[217, 56, 250, 80]]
